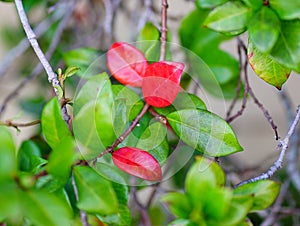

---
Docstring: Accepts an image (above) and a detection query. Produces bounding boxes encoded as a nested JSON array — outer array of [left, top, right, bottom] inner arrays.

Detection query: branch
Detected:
[[159, 0, 168, 61], [13, 0, 72, 123], [280, 90, 300, 192], [235, 105, 300, 187], [71, 173, 91, 226], [93, 103, 150, 162], [0, 119, 40, 131], [131, 185, 151, 226]]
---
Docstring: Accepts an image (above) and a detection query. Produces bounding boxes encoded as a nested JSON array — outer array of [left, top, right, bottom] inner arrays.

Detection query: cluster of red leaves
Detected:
[[107, 42, 184, 181]]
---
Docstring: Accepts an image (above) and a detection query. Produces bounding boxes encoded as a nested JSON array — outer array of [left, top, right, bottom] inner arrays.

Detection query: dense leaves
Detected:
[[112, 147, 162, 181]]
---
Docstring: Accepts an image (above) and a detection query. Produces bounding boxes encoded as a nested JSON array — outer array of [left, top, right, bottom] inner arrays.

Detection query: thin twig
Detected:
[[131, 186, 151, 226], [71, 173, 91, 226], [14, 0, 70, 123], [159, 0, 168, 61], [226, 38, 249, 122], [0, 10, 63, 79], [0, 119, 40, 130], [280, 90, 300, 192], [93, 103, 150, 163], [235, 105, 300, 187]]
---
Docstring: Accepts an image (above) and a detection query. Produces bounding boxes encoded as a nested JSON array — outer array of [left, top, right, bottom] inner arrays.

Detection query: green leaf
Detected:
[[196, 0, 229, 9], [269, 0, 300, 20], [241, 0, 262, 11], [0, 181, 23, 224], [112, 84, 144, 121], [0, 126, 16, 181], [22, 190, 73, 226], [154, 92, 206, 116], [73, 73, 116, 159], [234, 180, 280, 211], [179, 9, 241, 99], [248, 40, 291, 89], [161, 192, 192, 218], [136, 122, 168, 163], [204, 1, 252, 35], [97, 205, 131, 226], [185, 157, 225, 207], [64, 66, 80, 77], [221, 194, 253, 226], [18, 140, 47, 173], [47, 137, 76, 184], [271, 20, 300, 72], [73, 166, 118, 214], [248, 7, 280, 53], [41, 97, 71, 149], [63, 48, 99, 77], [167, 109, 243, 156]]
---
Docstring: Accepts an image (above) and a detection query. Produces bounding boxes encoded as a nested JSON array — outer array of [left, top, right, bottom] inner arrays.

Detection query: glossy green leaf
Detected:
[[18, 140, 47, 173], [185, 157, 225, 207], [196, 0, 229, 9], [22, 190, 73, 226], [64, 66, 80, 77], [63, 48, 99, 77], [221, 194, 253, 226], [47, 137, 76, 184], [73, 74, 116, 159], [204, 1, 252, 34], [73, 166, 118, 214], [241, 0, 262, 11], [97, 205, 131, 226], [269, 0, 300, 20], [112, 84, 144, 121], [234, 180, 280, 211], [154, 92, 206, 116], [180, 10, 241, 99], [113, 99, 127, 137], [248, 7, 280, 52], [0, 126, 16, 181], [271, 20, 300, 72], [248, 40, 291, 89], [41, 97, 71, 149], [161, 192, 192, 218], [167, 109, 243, 156]]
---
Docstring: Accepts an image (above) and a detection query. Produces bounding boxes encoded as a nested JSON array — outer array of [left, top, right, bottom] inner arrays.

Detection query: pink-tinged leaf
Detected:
[[107, 42, 148, 87], [142, 61, 184, 108], [112, 147, 162, 181]]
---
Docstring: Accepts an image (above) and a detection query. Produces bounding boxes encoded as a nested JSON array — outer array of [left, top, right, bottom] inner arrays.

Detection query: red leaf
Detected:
[[142, 61, 184, 108], [107, 42, 148, 87], [112, 147, 162, 181]]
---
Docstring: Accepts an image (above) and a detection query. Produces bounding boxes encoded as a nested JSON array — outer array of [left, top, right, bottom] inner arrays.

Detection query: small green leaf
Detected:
[[73, 166, 118, 214], [161, 192, 192, 218], [185, 157, 225, 207], [47, 137, 76, 185], [204, 1, 252, 34], [167, 219, 198, 226], [167, 109, 243, 156], [64, 66, 80, 77], [41, 97, 71, 149], [196, 0, 229, 9], [97, 205, 131, 226], [234, 180, 280, 211], [248, 40, 291, 89], [154, 92, 206, 116], [269, 0, 300, 20], [241, 0, 262, 11], [18, 140, 47, 173], [0, 126, 16, 181], [271, 20, 300, 72], [248, 7, 280, 53], [22, 190, 73, 226]]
